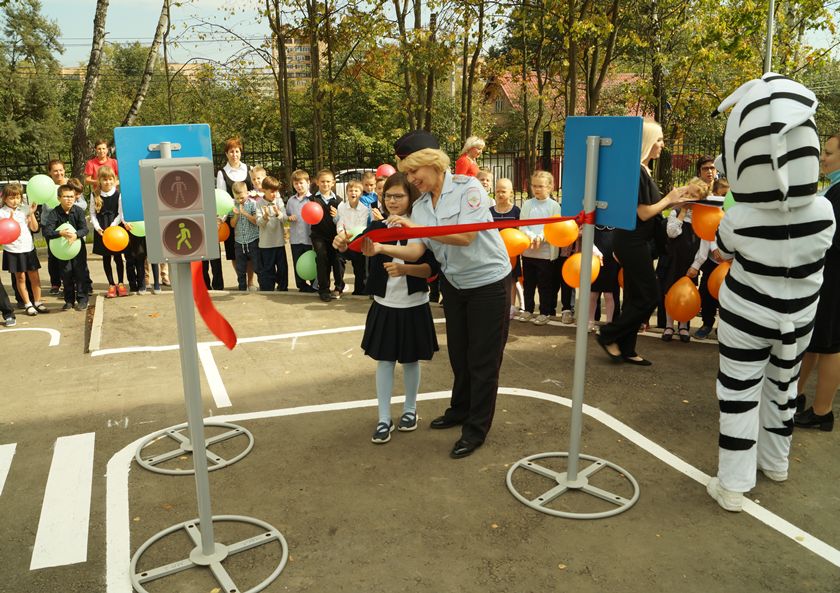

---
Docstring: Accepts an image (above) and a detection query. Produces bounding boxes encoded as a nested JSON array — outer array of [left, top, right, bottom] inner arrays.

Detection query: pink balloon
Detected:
[[376, 164, 396, 178], [301, 201, 324, 225], [0, 217, 21, 245]]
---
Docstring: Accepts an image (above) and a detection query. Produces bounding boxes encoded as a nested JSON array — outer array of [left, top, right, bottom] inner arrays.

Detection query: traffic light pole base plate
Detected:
[[134, 421, 254, 475]]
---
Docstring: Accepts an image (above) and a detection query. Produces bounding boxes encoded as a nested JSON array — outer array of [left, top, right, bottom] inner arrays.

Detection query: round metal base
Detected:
[[506, 452, 640, 519], [134, 421, 254, 475], [130, 515, 288, 593]]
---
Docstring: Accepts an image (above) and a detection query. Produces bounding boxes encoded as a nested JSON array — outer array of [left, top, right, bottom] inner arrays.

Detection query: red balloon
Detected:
[[0, 217, 21, 245], [376, 164, 397, 178], [561, 252, 600, 288], [707, 260, 731, 300], [103, 226, 129, 252], [301, 201, 324, 225], [665, 276, 701, 322]]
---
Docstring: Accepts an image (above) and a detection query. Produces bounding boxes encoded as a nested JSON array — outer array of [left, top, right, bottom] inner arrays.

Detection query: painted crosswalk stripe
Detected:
[[30, 433, 96, 570], [0, 443, 15, 496]]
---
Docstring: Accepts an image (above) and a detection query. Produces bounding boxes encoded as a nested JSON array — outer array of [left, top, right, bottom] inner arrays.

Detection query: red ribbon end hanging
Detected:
[[191, 261, 237, 350]]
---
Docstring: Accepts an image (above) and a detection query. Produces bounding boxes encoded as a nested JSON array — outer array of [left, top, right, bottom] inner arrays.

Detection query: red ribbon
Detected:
[[347, 209, 595, 252], [191, 261, 237, 350]]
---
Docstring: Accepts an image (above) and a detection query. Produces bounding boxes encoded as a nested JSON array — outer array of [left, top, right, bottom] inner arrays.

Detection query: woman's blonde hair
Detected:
[[95, 165, 117, 212], [640, 120, 663, 165], [397, 148, 450, 174], [460, 136, 485, 155]]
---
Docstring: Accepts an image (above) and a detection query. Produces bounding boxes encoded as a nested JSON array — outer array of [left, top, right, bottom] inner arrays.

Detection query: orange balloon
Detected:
[[544, 217, 579, 248], [561, 252, 601, 288], [665, 276, 701, 322], [617, 267, 624, 288], [691, 204, 724, 242], [707, 260, 731, 300], [218, 221, 230, 242], [103, 226, 129, 252], [500, 228, 530, 257]]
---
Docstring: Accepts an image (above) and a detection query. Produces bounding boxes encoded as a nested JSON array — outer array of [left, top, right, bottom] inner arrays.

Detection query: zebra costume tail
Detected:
[[712, 73, 836, 492]]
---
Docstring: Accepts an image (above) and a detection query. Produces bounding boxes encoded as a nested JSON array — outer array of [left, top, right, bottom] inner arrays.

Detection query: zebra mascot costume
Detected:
[[707, 73, 836, 511]]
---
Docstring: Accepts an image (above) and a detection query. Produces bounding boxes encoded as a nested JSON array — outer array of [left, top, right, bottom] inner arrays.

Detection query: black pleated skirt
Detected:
[[361, 300, 439, 363], [809, 256, 840, 353], [2, 249, 40, 273]]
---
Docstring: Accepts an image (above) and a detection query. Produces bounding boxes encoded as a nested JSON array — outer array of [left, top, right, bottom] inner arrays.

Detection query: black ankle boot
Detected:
[[795, 393, 806, 414], [794, 407, 834, 432]]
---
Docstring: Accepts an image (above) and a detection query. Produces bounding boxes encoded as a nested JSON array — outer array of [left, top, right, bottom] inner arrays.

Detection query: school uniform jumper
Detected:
[[41, 205, 89, 306], [520, 197, 561, 316], [90, 189, 125, 285], [309, 192, 344, 297], [336, 201, 371, 294]]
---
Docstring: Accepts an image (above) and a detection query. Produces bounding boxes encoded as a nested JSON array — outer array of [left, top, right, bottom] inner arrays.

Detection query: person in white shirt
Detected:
[[255, 176, 289, 291]]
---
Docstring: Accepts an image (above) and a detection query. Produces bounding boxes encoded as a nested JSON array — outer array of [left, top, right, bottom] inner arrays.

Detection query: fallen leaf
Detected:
[[161, 503, 174, 511], [682, 400, 689, 404], [148, 312, 160, 319], [133, 517, 140, 522], [558, 564, 567, 570], [490, 523, 498, 529]]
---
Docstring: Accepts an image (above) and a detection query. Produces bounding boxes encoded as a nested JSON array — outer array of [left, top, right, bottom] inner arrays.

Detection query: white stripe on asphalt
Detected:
[[106, 388, 840, 592], [0, 443, 16, 496], [197, 343, 231, 408], [30, 432, 96, 570], [0, 327, 61, 346]]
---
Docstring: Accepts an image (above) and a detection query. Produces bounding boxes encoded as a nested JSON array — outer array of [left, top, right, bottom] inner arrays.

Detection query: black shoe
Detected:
[[74, 302, 88, 311], [622, 355, 652, 366], [794, 393, 806, 414], [62, 302, 73, 311], [430, 415, 463, 429], [450, 439, 482, 459], [49, 286, 61, 295], [596, 334, 623, 363], [794, 407, 834, 431], [319, 293, 331, 302]]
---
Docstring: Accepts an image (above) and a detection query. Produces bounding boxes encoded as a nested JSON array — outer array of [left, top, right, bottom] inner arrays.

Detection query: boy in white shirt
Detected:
[[336, 180, 369, 295]]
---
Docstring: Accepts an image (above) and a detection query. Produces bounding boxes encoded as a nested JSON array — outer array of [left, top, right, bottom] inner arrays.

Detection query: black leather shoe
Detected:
[[794, 407, 834, 431], [794, 393, 806, 414], [450, 439, 482, 459], [430, 415, 463, 429]]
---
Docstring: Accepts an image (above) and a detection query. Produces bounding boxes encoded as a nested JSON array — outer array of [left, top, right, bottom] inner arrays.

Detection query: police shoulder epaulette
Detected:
[[452, 174, 470, 184]]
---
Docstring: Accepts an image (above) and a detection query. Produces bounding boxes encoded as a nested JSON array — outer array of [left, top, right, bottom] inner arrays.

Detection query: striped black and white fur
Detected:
[[713, 73, 836, 493]]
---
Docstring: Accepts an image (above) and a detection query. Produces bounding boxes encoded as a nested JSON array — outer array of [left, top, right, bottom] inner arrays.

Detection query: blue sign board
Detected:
[[114, 124, 214, 221], [561, 117, 642, 231]]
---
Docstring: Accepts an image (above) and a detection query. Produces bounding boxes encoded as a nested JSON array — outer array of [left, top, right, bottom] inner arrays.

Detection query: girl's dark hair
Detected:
[[381, 172, 420, 216]]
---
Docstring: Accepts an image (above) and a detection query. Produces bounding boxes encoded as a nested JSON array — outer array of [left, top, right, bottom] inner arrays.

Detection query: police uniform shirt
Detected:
[[410, 171, 510, 290]]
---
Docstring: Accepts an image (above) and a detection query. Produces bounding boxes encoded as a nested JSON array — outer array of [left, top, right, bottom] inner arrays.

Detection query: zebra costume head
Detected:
[[714, 73, 820, 211]]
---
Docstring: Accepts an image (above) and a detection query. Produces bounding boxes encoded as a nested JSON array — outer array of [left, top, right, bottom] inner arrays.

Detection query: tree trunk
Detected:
[[567, 0, 577, 117], [423, 13, 436, 131], [460, 14, 470, 143], [122, 0, 168, 127], [71, 0, 109, 179], [412, 0, 425, 129], [307, 0, 323, 170], [266, 0, 293, 185], [464, 0, 484, 139]]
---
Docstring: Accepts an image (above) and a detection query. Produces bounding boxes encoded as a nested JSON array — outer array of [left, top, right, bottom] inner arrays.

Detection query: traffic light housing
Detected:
[[139, 157, 220, 263]]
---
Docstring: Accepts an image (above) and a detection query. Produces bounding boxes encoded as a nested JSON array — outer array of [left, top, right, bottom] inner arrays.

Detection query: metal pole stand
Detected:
[[506, 135, 640, 519], [134, 420, 254, 475], [130, 263, 286, 592]]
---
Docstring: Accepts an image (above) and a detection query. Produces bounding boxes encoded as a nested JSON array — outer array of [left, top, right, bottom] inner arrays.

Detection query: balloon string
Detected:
[[191, 261, 238, 350], [347, 209, 591, 252]]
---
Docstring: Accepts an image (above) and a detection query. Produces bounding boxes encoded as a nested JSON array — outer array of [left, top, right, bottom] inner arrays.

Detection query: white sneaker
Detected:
[[509, 305, 518, 320], [248, 285, 259, 292], [759, 467, 788, 482], [560, 310, 574, 324], [516, 311, 533, 322], [587, 321, 599, 333], [706, 477, 744, 512], [532, 314, 550, 325]]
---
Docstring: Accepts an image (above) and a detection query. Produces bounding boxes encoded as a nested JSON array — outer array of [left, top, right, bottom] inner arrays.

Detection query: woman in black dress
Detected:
[[596, 120, 697, 365], [795, 132, 840, 431]]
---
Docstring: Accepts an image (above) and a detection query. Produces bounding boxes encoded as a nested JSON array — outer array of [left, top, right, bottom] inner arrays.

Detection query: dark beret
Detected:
[[393, 130, 440, 159]]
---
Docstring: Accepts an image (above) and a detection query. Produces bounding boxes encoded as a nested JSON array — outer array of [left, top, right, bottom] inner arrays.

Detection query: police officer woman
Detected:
[[361, 130, 511, 458]]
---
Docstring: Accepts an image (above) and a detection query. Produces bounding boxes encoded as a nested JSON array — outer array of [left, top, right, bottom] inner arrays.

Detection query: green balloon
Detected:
[[128, 221, 146, 237], [56, 222, 74, 233], [722, 190, 736, 211], [348, 226, 366, 239], [27, 174, 57, 205], [295, 249, 317, 281], [49, 236, 82, 260], [215, 189, 234, 217], [44, 194, 60, 209]]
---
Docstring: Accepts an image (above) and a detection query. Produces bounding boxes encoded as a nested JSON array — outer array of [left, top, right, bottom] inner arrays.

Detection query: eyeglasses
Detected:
[[384, 193, 407, 201], [700, 166, 716, 172]]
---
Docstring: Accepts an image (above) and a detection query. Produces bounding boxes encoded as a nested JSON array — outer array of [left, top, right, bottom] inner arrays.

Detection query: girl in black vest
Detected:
[[333, 172, 439, 444]]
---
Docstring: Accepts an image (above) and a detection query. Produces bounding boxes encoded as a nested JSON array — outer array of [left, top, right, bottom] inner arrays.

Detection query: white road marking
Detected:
[[88, 295, 105, 352], [197, 343, 231, 408], [0, 327, 61, 346], [31, 432, 96, 570], [105, 388, 840, 592], [0, 443, 16, 496]]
